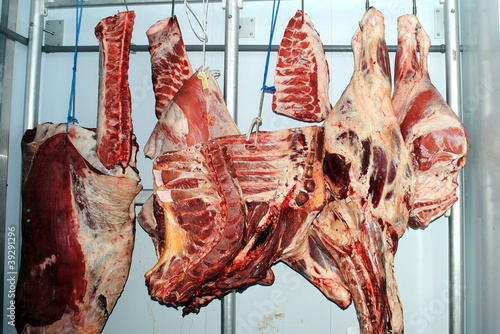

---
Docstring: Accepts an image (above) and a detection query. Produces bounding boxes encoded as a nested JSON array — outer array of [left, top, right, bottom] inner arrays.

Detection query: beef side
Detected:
[[16, 124, 141, 334], [320, 8, 415, 334]]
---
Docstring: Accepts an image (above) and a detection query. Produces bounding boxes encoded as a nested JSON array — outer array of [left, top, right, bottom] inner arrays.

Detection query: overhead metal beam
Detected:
[[42, 44, 448, 53]]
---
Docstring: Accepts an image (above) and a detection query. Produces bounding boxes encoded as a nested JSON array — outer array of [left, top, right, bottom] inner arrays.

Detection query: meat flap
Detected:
[[273, 10, 331, 122], [144, 67, 240, 159], [95, 11, 135, 170], [147, 16, 193, 119], [392, 14, 469, 228]]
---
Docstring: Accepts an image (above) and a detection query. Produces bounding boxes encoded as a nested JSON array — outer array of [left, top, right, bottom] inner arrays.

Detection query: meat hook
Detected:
[[171, 0, 175, 17], [123, 0, 129, 11], [301, 0, 304, 23], [413, 0, 417, 16], [246, 90, 266, 145], [365, 0, 369, 11]]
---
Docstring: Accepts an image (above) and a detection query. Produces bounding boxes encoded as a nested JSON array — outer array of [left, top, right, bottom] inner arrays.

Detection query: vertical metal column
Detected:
[[23, 0, 45, 130], [443, 1, 464, 333], [222, 0, 240, 333]]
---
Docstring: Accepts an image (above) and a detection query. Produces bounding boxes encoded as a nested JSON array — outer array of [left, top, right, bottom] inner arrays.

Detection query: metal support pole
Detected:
[[222, 0, 240, 333], [444, 1, 464, 333], [24, 0, 45, 130]]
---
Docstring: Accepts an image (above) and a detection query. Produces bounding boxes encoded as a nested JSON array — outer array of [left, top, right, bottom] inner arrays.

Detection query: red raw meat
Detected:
[[320, 8, 415, 333], [16, 12, 141, 333], [16, 124, 141, 333], [272, 10, 331, 123], [143, 142, 246, 312], [392, 14, 468, 228], [142, 127, 328, 314], [147, 16, 193, 119], [143, 67, 240, 159], [95, 11, 135, 170]]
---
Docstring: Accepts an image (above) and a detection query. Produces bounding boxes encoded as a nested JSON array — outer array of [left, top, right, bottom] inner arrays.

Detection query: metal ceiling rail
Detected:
[[42, 43, 448, 53]]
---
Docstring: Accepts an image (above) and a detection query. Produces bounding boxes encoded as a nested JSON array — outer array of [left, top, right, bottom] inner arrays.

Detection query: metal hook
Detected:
[[413, 0, 417, 15], [365, 0, 369, 11], [171, 0, 175, 17], [246, 90, 268, 145], [123, 0, 129, 11], [301, 0, 305, 23]]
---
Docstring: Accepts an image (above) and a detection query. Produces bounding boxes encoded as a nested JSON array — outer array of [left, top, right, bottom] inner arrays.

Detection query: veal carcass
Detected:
[[392, 14, 468, 228], [317, 8, 415, 333], [15, 12, 141, 334], [272, 10, 331, 122]]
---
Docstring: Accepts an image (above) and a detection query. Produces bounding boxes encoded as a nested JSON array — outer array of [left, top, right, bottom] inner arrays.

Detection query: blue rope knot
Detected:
[[66, 0, 84, 134], [261, 85, 276, 93], [67, 115, 79, 124]]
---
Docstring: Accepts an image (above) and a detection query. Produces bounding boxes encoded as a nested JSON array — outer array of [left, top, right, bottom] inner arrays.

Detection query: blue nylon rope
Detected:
[[261, 0, 280, 92], [66, 0, 84, 133]]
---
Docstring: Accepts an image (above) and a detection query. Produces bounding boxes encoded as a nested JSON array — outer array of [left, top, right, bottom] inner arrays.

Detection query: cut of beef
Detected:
[[16, 12, 141, 333], [95, 11, 135, 170], [143, 67, 240, 159], [147, 16, 193, 119], [143, 142, 246, 311], [272, 10, 331, 123], [320, 8, 415, 334], [392, 14, 468, 228], [16, 124, 141, 334], [142, 127, 327, 314]]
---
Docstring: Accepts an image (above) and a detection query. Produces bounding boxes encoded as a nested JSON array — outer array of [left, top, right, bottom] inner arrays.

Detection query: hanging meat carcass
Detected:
[[272, 10, 331, 122], [317, 8, 415, 333], [147, 15, 193, 119], [15, 11, 141, 334], [392, 14, 468, 228], [143, 126, 328, 314]]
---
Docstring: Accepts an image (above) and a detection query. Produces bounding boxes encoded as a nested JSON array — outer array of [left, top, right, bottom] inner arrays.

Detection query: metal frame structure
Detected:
[[443, 1, 464, 333], [1, 1, 24, 333], [16, 1, 465, 333]]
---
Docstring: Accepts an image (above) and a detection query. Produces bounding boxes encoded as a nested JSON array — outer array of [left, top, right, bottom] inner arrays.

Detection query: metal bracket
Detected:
[[222, 0, 243, 10], [44, 20, 64, 46], [239, 17, 255, 38], [434, 8, 445, 39]]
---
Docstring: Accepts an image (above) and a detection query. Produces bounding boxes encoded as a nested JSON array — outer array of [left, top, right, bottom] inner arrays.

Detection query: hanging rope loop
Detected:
[[66, 0, 84, 133], [247, 0, 281, 144], [184, 0, 209, 68]]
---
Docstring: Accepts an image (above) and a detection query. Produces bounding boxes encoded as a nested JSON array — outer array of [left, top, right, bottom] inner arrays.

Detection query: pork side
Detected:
[[392, 14, 468, 228]]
